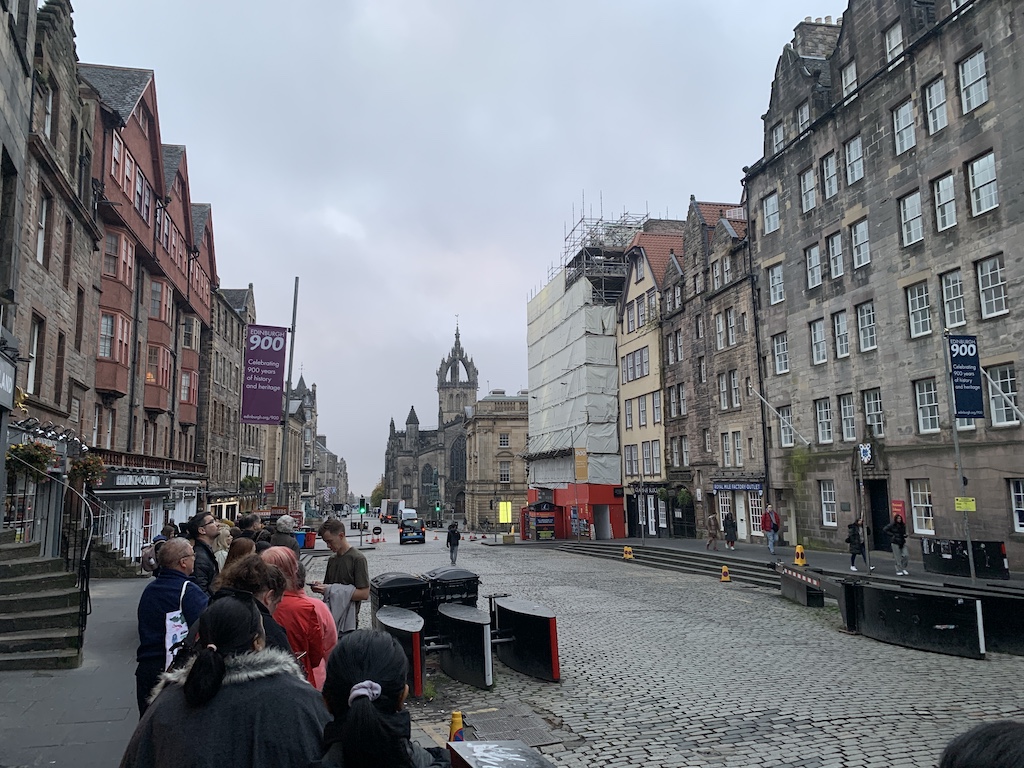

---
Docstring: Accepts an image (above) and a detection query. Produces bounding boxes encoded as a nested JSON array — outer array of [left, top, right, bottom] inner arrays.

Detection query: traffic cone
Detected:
[[720, 565, 731, 582], [794, 545, 807, 566], [622, 546, 634, 560], [469, 534, 477, 541], [434, 532, 439, 540], [381, 535, 386, 543], [449, 710, 465, 742]]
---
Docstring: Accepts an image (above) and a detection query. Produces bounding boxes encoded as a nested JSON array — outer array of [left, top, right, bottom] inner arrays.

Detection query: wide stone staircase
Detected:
[[0, 528, 85, 670], [557, 540, 783, 589]]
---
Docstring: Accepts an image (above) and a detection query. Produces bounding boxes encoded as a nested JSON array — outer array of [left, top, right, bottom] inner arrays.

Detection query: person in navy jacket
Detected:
[[134, 537, 208, 716]]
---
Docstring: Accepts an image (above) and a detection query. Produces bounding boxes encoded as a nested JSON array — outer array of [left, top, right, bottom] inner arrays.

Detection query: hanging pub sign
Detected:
[[948, 335, 984, 419]]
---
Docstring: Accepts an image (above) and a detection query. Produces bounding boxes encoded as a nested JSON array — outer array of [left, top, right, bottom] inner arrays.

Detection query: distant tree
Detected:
[[370, 476, 386, 508]]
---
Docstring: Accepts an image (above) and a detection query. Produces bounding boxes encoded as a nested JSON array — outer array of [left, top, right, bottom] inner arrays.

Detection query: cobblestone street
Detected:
[[308, 535, 1024, 768]]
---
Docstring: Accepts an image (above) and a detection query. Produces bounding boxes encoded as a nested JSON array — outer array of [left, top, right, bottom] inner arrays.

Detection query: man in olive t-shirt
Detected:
[[314, 519, 370, 625]]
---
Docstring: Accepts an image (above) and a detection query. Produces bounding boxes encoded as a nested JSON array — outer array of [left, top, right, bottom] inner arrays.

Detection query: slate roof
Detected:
[[78, 64, 152, 125], [191, 203, 210, 241], [161, 145, 185, 194], [628, 232, 684, 290], [220, 288, 249, 313]]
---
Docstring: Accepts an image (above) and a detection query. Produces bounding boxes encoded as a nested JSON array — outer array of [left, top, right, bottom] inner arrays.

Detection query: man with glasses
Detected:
[[188, 511, 221, 595], [134, 537, 208, 716]]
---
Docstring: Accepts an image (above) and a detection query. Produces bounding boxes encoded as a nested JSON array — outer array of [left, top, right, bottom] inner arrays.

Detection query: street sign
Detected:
[[948, 335, 985, 418], [264, 482, 275, 494], [954, 496, 977, 512]]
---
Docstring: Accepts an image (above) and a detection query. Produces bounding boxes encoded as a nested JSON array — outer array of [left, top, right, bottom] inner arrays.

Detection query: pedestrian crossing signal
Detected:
[[435, 501, 442, 513], [359, 497, 366, 514]]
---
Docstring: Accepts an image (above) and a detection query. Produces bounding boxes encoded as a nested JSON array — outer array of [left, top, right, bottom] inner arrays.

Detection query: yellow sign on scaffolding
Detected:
[[574, 447, 588, 483], [954, 496, 976, 512]]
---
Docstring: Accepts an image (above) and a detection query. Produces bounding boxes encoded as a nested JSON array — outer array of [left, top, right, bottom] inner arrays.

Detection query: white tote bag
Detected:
[[164, 582, 191, 670]]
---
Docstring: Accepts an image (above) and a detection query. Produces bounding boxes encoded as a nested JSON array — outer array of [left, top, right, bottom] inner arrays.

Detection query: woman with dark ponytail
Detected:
[[120, 594, 330, 768], [314, 630, 450, 768]]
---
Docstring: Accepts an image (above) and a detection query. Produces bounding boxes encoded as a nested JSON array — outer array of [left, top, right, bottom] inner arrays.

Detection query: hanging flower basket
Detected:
[[6, 441, 58, 483], [69, 452, 106, 485]]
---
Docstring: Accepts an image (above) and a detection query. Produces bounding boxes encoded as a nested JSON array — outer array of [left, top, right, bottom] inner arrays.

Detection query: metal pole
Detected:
[[856, 448, 871, 571], [277, 277, 299, 509], [943, 331, 977, 583]]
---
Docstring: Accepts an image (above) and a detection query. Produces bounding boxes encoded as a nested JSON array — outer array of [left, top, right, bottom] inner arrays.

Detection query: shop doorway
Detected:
[[593, 505, 611, 540]]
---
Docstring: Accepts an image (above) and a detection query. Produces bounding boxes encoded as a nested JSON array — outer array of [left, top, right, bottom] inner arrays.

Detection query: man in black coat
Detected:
[[188, 511, 220, 595]]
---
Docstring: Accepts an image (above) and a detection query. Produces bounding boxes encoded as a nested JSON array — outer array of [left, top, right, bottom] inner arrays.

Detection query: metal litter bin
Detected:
[[422, 566, 480, 634], [369, 572, 429, 625]]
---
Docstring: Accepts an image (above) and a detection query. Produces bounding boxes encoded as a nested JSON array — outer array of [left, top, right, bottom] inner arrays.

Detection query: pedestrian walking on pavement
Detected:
[[761, 504, 781, 556], [846, 517, 874, 571], [705, 513, 720, 551], [120, 594, 330, 768], [133, 538, 208, 717], [883, 513, 910, 575], [446, 523, 461, 565], [723, 512, 737, 551], [313, 630, 451, 768]]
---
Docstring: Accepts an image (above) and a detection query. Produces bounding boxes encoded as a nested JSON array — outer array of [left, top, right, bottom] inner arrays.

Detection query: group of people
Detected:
[[132, 512, 370, 706]]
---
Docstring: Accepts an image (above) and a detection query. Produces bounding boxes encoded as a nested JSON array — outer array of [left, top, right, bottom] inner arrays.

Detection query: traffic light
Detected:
[[359, 497, 366, 514], [435, 500, 442, 514]]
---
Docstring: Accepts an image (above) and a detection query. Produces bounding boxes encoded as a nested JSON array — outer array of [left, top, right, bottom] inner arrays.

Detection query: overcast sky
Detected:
[[72, 0, 846, 496]]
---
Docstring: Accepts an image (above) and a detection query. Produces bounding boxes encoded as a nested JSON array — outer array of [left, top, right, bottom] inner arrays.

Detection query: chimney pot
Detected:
[[804, 16, 812, 22], [825, 15, 833, 23]]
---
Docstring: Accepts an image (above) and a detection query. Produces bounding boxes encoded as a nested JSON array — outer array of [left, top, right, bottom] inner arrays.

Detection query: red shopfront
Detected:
[[522, 484, 626, 541]]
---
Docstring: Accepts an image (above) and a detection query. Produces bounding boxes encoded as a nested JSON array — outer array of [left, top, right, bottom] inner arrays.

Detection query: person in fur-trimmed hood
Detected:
[[119, 594, 330, 768]]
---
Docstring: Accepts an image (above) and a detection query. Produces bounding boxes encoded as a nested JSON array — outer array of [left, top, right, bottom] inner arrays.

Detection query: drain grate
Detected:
[[466, 706, 561, 748]]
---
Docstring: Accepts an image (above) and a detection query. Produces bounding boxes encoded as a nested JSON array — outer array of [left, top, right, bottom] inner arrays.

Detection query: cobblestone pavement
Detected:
[[308, 532, 1024, 768]]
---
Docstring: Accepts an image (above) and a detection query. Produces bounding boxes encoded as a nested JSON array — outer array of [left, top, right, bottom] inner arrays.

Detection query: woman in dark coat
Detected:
[[313, 630, 449, 768], [120, 594, 329, 768], [722, 512, 738, 551], [846, 517, 873, 571], [883, 513, 910, 575]]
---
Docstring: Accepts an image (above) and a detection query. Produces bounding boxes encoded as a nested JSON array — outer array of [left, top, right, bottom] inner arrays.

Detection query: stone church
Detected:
[[383, 330, 478, 519]]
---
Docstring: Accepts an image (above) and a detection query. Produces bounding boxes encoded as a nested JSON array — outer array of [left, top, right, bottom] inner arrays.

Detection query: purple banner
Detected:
[[241, 325, 288, 425]]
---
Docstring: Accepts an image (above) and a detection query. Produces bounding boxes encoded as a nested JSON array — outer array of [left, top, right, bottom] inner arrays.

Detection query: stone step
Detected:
[[0, 627, 80, 654], [0, 540, 40, 563], [0, 587, 80, 613], [0, 528, 15, 546], [0, 605, 80, 634], [0, 557, 65, 580], [0, 570, 77, 596], [558, 543, 782, 589], [0, 648, 81, 671]]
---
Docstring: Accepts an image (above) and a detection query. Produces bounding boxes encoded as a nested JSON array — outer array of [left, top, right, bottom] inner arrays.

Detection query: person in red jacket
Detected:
[[261, 546, 324, 685], [761, 504, 781, 556]]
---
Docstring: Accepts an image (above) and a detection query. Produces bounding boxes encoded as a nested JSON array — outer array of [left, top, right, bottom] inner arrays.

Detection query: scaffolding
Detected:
[[558, 213, 647, 305]]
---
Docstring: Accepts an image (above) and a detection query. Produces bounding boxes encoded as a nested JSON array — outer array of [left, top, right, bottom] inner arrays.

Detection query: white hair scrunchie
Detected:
[[348, 680, 382, 706]]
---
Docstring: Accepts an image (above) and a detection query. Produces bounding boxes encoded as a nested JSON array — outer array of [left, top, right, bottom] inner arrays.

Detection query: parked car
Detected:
[[398, 518, 426, 545]]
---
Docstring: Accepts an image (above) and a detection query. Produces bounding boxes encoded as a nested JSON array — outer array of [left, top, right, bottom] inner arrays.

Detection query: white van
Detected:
[[400, 509, 418, 523]]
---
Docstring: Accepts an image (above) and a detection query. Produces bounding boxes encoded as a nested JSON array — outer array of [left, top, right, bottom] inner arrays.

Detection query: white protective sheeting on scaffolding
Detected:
[[527, 270, 620, 487]]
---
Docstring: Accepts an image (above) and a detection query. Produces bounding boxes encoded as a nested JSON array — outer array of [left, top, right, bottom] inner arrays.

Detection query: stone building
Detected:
[[464, 389, 529, 531], [314, 435, 343, 513], [79, 62, 214, 548], [5, 0, 99, 551], [383, 329, 477, 518], [221, 284, 266, 513], [199, 286, 246, 519], [744, 1, 1023, 563], [616, 225, 683, 538]]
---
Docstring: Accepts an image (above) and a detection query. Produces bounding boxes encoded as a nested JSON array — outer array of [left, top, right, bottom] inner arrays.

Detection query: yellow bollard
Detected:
[[794, 545, 807, 566], [622, 546, 634, 560], [720, 565, 731, 582], [449, 710, 464, 741]]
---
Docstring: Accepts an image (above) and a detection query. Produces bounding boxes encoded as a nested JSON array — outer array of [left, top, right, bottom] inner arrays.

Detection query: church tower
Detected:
[[436, 327, 478, 425]]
